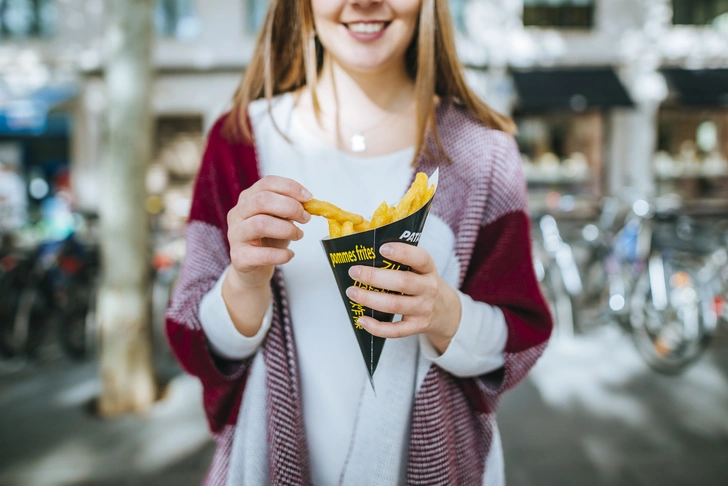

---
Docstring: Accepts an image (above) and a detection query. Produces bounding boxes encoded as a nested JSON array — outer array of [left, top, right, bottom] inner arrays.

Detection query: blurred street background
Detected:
[[1, 0, 728, 485]]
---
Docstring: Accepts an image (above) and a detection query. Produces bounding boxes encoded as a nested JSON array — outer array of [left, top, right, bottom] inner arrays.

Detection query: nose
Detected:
[[349, 0, 384, 8]]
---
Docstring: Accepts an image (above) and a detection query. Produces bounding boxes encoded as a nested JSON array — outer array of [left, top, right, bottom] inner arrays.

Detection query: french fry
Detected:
[[370, 201, 391, 229], [423, 184, 435, 206], [354, 220, 371, 232], [307, 172, 434, 237], [304, 199, 364, 225], [328, 219, 343, 238], [341, 221, 355, 236], [394, 172, 428, 221], [388, 205, 397, 224], [411, 182, 435, 215]]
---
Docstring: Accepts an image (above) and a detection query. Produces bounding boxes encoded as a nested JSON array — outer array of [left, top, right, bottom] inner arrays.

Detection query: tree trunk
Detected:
[[97, 0, 156, 416]]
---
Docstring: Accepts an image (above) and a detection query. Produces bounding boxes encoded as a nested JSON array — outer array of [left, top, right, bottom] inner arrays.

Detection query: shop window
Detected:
[[150, 116, 204, 234], [247, 0, 268, 34], [155, 0, 200, 41], [654, 109, 728, 201], [0, 0, 58, 38], [523, 0, 595, 28], [672, 0, 728, 26], [515, 111, 604, 197], [154, 116, 204, 181]]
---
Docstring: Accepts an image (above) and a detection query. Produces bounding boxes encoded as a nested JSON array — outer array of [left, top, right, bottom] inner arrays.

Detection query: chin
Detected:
[[334, 47, 402, 74], [343, 58, 393, 74]]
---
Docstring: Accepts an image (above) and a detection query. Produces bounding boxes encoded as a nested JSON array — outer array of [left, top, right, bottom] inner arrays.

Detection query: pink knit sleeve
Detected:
[[459, 136, 553, 412], [165, 115, 260, 434]]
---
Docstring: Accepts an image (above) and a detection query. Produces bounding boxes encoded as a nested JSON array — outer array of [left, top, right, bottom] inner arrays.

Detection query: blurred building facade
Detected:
[[1, 0, 727, 227], [457, 0, 728, 212]]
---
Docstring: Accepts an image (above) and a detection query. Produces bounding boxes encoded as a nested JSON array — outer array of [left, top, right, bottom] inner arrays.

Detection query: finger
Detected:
[[239, 191, 310, 224], [250, 175, 313, 203], [230, 245, 294, 271], [356, 316, 423, 339], [238, 215, 303, 242], [378, 243, 435, 274], [348, 265, 431, 296], [345, 286, 423, 317], [262, 238, 292, 250]]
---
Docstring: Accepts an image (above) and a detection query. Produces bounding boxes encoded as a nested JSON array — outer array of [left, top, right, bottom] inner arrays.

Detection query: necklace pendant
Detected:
[[351, 132, 367, 153]]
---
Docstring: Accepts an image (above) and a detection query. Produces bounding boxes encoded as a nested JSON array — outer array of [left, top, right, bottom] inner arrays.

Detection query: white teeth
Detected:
[[348, 22, 385, 34]]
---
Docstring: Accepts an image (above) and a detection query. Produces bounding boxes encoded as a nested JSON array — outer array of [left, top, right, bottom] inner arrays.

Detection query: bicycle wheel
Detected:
[[13, 285, 53, 358], [545, 266, 576, 339], [0, 278, 22, 357], [629, 267, 715, 374], [58, 280, 96, 360], [574, 255, 611, 333]]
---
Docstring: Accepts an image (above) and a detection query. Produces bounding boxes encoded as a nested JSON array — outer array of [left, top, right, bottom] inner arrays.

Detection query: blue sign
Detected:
[[0, 83, 77, 136]]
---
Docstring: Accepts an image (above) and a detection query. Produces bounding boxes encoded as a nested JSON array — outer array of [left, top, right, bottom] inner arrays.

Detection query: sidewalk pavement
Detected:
[[1, 326, 726, 486]]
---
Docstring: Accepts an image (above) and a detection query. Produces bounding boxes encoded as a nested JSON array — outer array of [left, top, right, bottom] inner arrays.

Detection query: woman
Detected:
[[166, 0, 553, 484]]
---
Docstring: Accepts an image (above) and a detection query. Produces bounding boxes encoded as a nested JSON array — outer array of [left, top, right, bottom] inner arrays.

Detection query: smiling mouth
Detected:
[[345, 22, 390, 34]]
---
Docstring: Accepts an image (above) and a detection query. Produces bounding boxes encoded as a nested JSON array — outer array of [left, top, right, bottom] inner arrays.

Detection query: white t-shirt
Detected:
[[199, 94, 507, 485]]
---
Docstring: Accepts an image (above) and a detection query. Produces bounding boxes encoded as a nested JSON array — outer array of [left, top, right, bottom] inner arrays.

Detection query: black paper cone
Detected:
[[321, 169, 439, 383]]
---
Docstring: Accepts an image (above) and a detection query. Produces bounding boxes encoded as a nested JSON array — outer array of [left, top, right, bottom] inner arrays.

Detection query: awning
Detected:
[[511, 68, 633, 112], [662, 69, 728, 107], [0, 83, 78, 135]]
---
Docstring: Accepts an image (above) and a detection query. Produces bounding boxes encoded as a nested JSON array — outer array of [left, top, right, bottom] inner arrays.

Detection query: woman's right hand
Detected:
[[222, 176, 312, 337], [226, 175, 312, 289]]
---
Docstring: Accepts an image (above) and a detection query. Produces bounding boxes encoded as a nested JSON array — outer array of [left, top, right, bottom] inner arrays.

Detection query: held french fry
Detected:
[[423, 184, 435, 206], [341, 221, 355, 236], [354, 220, 371, 232], [387, 206, 397, 224], [370, 201, 390, 229], [308, 171, 434, 237], [411, 182, 435, 215], [328, 219, 343, 238], [304, 199, 364, 225], [394, 172, 428, 221]]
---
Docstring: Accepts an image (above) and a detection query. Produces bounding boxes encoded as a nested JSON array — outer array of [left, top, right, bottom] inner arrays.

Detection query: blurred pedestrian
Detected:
[[166, 1, 553, 484]]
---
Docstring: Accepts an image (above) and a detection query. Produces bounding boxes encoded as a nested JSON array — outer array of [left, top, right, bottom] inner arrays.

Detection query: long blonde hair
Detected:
[[225, 0, 516, 157]]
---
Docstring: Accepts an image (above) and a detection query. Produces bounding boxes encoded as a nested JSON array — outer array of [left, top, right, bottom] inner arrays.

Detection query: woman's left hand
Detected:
[[345, 242, 461, 354]]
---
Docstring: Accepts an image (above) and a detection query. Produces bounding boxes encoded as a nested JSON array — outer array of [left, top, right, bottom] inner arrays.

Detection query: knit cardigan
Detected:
[[165, 99, 553, 485]]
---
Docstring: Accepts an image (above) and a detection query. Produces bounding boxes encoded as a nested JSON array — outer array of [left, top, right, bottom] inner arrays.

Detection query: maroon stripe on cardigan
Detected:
[[463, 211, 552, 354], [265, 270, 311, 484], [407, 367, 490, 485]]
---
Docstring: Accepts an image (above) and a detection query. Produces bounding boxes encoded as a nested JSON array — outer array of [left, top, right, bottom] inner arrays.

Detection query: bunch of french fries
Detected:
[[303, 172, 435, 238]]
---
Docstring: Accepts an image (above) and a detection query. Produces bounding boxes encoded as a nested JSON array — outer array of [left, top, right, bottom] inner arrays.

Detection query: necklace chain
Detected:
[[338, 91, 413, 153]]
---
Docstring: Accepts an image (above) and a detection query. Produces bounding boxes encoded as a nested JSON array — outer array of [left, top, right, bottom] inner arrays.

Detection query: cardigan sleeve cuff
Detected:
[[199, 266, 273, 361], [419, 290, 507, 378]]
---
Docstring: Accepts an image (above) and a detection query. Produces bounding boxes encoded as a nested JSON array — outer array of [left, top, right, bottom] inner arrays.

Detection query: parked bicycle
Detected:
[[151, 235, 185, 364], [532, 214, 580, 339], [628, 208, 720, 374], [0, 215, 100, 360], [536, 192, 722, 374]]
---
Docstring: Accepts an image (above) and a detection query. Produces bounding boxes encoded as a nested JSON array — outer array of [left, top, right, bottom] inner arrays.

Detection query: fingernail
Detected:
[[346, 287, 358, 299], [357, 317, 369, 328], [303, 211, 311, 223], [301, 189, 313, 201], [380, 245, 393, 256], [289, 249, 295, 259], [297, 229, 304, 240], [349, 267, 361, 279]]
